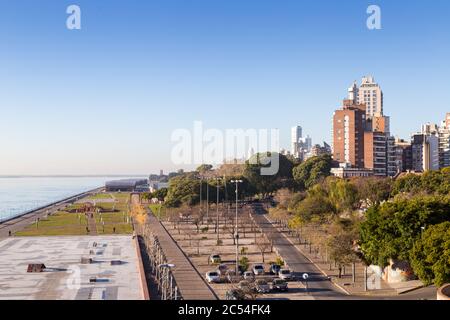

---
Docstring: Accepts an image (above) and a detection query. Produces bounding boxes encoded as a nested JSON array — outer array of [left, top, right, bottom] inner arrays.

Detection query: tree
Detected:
[[410, 222, 450, 287], [165, 173, 200, 207], [224, 219, 237, 245], [391, 169, 450, 196], [360, 196, 450, 268], [325, 177, 359, 213], [256, 237, 271, 263], [292, 154, 332, 190], [244, 152, 294, 196], [273, 188, 293, 209], [326, 218, 360, 278], [152, 188, 168, 201], [350, 176, 392, 206], [291, 184, 335, 223], [196, 164, 213, 173]]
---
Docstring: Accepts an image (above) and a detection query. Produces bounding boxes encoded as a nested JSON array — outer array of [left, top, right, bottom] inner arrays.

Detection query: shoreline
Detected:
[[0, 187, 104, 239]]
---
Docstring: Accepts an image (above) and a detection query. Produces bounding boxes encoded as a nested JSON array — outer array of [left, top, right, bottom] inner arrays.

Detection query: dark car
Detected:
[[225, 289, 246, 300], [254, 279, 271, 294], [272, 279, 288, 292], [270, 264, 281, 275]]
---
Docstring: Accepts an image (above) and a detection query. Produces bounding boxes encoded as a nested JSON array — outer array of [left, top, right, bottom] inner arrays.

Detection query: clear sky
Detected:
[[0, 0, 449, 175]]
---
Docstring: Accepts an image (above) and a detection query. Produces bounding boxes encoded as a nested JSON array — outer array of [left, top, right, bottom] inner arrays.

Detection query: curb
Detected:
[[397, 284, 425, 295]]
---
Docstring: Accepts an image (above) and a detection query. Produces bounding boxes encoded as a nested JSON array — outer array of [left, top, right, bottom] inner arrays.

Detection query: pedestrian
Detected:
[[113, 227, 116, 234], [8, 230, 11, 237]]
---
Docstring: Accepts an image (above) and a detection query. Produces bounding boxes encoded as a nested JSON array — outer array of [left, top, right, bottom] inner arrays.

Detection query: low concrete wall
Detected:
[[134, 234, 150, 300], [437, 284, 450, 301]]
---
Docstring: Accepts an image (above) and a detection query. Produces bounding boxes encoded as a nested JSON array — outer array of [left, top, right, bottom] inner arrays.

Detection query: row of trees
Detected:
[[163, 153, 334, 208], [269, 168, 450, 286]]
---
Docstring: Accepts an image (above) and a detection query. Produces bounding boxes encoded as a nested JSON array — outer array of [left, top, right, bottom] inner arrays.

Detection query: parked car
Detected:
[[217, 264, 228, 276], [254, 279, 271, 293], [209, 254, 222, 264], [272, 279, 288, 292], [243, 271, 255, 281], [225, 289, 246, 300], [278, 269, 293, 281], [226, 270, 241, 283], [252, 264, 265, 276], [238, 280, 254, 292], [270, 264, 281, 275], [205, 271, 221, 283]]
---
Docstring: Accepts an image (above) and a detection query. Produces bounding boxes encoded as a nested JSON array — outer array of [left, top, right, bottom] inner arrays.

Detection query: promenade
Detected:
[[0, 187, 103, 240], [143, 212, 218, 300]]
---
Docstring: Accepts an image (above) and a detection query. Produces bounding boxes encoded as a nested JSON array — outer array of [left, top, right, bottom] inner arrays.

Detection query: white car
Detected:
[[278, 269, 293, 281], [243, 271, 255, 281], [206, 271, 221, 283], [252, 264, 265, 276]]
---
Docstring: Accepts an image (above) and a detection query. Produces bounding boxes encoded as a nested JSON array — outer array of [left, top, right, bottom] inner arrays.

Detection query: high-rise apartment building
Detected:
[[438, 114, 450, 168], [291, 126, 302, 158], [358, 76, 383, 118], [337, 77, 394, 176], [411, 133, 439, 172], [394, 138, 412, 172], [332, 99, 366, 168], [364, 131, 387, 176]]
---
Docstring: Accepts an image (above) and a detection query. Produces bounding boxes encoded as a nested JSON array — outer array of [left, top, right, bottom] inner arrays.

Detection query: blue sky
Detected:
[[0, 0, 449, 175]]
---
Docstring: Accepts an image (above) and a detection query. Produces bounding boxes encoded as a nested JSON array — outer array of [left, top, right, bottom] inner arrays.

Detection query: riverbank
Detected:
[[0, 187, 104, 239]]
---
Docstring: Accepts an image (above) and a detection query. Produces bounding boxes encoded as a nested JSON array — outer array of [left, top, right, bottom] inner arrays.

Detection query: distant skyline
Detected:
[[1, 0, 449, 175]]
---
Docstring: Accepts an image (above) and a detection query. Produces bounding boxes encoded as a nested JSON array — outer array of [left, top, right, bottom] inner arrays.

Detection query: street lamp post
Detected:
[[206, 178, 209, 221], [199, 177, 202, 214], [230, 179, 243, 276], [158, 263, 175, 300], [215, 178, 220, 240]]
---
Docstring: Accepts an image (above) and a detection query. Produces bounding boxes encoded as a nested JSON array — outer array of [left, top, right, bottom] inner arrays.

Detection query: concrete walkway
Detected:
[[144, 213, 218, 300]]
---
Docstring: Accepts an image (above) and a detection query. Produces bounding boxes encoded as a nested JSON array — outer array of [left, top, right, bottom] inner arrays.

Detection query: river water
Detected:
[[0, 176, 145, 222]]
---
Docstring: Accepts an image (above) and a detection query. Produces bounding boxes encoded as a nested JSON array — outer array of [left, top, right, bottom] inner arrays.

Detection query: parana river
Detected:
[[0, 176, 145, 222]]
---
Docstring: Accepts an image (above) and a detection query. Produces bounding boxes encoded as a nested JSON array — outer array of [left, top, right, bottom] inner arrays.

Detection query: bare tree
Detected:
[[256, 237, 271, 263], [223, 219, 237, 245]]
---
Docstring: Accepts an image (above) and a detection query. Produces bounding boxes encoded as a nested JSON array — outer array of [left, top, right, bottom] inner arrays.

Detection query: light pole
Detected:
[[215, 178, 220, 240], [206, 178, 209, 221], [230, 179, 243, 276], [158, 263, 175, 300], [199, 176, 203, 216]]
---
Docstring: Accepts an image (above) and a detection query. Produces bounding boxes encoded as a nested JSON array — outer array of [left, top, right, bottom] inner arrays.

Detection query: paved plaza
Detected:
[[0, 235, 144, 300]]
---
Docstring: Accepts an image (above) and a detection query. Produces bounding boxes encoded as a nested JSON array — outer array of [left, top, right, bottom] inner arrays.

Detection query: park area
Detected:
[[15, 192, 134, 236], [152, 203, 309, 299]]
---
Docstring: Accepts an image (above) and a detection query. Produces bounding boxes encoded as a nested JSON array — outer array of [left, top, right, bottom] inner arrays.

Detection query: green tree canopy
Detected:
[[360, 195, 450, 267], [292, 154, 332, 190], [243, 152, 294, 196], [410, 221, 450, 287], [165, 173, 200, 207], [392, 169, 450, 196]]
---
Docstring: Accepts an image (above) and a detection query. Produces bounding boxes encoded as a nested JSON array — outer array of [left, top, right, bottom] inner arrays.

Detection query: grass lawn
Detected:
[[15, 212, 89, 236], [86, 193, 114, 200], [15, 192, 134, 236]]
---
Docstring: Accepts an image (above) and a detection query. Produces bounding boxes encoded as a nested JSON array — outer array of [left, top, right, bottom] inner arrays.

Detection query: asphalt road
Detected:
[[249, 203, 437, 301], [250, 204, 348, 300]]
